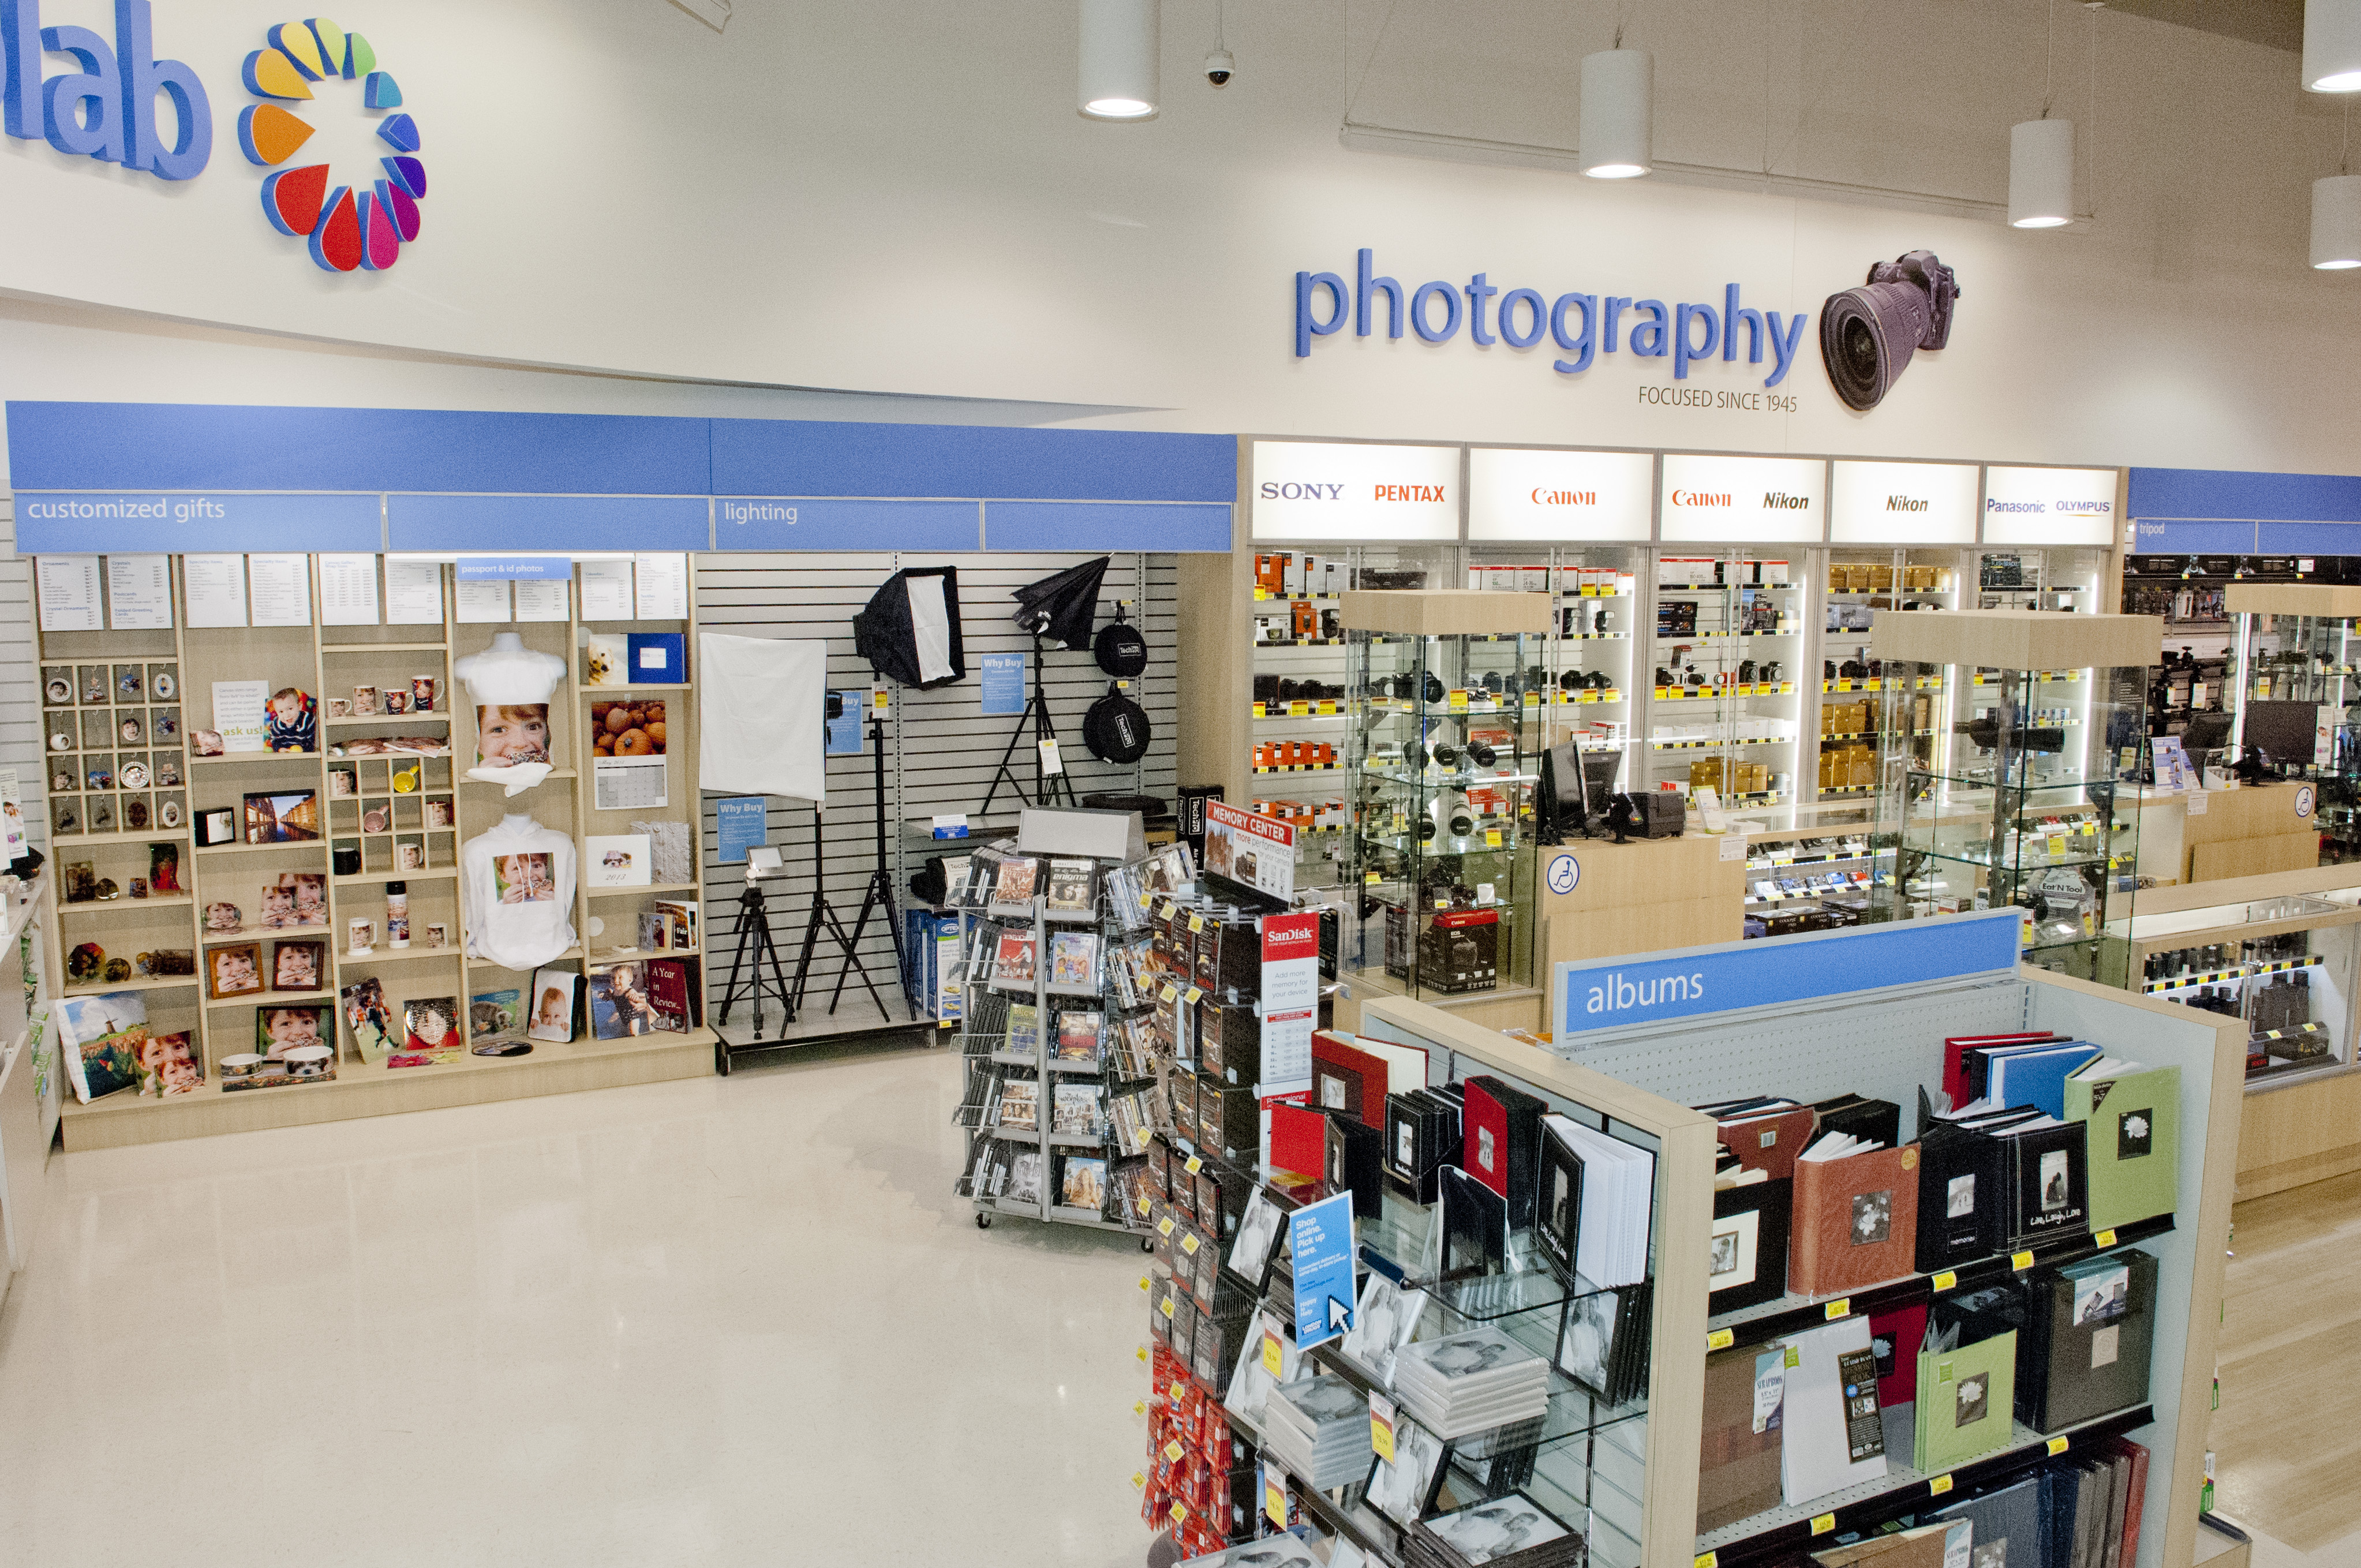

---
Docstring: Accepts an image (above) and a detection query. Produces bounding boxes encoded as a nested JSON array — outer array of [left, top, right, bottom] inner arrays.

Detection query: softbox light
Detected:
[[854, 566, 966, 688], [1012, 556, 1109, 651]]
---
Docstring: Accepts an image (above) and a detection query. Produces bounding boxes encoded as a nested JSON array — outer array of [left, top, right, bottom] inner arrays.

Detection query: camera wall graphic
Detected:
[[1819, 252, 1960, 411], [235, 18, 425, 273]]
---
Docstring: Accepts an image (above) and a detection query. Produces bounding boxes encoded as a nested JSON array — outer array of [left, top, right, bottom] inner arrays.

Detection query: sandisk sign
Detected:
[[1468, 448, 1653, 541], [1252, 440, 1459, 541], [1659, 453, 1826, 543]]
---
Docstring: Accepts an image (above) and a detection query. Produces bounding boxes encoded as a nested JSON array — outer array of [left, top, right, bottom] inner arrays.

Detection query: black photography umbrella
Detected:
[[854, 566, 966, 688], [1011, 556, 1109, 651]]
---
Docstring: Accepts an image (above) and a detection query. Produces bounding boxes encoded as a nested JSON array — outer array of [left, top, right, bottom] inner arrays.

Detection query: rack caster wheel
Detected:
[[714, 1041, 731, 1076], [1140, 1237, 1154, 1253], [976, 1213, 992, 1230]]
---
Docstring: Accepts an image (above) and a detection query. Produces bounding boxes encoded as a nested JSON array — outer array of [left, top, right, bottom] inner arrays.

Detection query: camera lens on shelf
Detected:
[[1466, 741, 1498, 767], [1432, 742, 1461, 769]]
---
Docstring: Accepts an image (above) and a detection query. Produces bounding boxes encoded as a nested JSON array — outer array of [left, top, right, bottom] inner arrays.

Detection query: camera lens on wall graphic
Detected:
[[1818, 250, 1960, 411]]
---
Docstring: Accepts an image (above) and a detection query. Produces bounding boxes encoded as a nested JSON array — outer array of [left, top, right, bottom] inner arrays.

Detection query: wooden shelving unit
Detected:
[[39, 556, 712, 1150]]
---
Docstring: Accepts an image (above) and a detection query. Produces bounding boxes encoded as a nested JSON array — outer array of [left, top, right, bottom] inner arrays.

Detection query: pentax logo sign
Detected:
[[1249, 440, 1460, 542]]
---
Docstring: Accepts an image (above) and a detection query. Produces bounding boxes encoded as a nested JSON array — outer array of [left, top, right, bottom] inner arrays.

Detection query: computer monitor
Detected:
[[2177, 710, 2235, 757], [1539, 742, 1623, 836], [2241, 701, 2318, 768]]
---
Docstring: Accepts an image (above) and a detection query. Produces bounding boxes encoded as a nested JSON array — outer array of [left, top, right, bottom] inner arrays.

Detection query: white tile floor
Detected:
[[0, 1042, 1161, 1568]]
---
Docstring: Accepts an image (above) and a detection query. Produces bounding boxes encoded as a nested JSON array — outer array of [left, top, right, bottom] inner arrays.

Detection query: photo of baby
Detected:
[[589, 963, 655, 1039], [208, 943, 263, 1000], [527, 971, 578, 1043], [255, 1004, 326, 1062], [264, 687, 317, 753], [495, 852, 555, 904], [476, 703, 551, 768]]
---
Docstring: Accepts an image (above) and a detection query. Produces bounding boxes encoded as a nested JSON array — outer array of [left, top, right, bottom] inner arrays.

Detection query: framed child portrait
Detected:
[[271, 940, 325, 993], [207, 941, 264, 1000]]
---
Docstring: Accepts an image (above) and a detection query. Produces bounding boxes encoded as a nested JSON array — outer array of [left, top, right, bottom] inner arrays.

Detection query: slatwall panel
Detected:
[[695, 551, 1178, 1044], [0, 497, 37, 852]]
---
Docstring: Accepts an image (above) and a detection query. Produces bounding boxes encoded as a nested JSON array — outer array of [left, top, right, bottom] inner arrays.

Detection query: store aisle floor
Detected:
[[0, 1042, 1156, 1568], [2217, 1170, 2361, 1567]]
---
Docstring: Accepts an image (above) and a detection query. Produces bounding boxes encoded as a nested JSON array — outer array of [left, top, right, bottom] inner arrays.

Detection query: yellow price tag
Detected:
[[1364, 871, 1381, 885], [1448, 690, 1469, 710], [2047, 1436, 2070, 1456], [1707, 1328, 1735, 1351], [1288, 700, 1308, 716], [1139, 1275, 1151, 1292], [1810, 1513, 1836, 1537], [1164, 1439, 1185, 1462], [1695, 1556, 1719, 1568], [2095, 1229, 2117, 1248], [1180, 1232, 1199, 1255], [1932, 1271, 1958, 1292], [1370, 1406, 1396, 1463], [1159, 1296, 1174, 1319], [1251, 702, 1265, 718], [1133, 1400, 1146, 1416], [1161, 985, 1178, 1002], [1184, 1155, 1204, 1174], [1188, 914, 1206, 933], [1262, 1332, 1284, 1378], [1132, 1471, 1146, 1490], [1484, 829, 1503, 848], [1824, 1298, 1851, 1321], [1136, 1346, 1149, 1363], [1929, 1475, 1954, 1496], [1185, 987, 1203, 1005], [1170, 1502, 1187, 1524], [1265, 1480, 1286, 1527], [1157, 1217, 1174, 1237], [1159, 900, 1176, 919], [1171, 1380, 1185, 1400], [2011, 1250, 2036, 1271], [1137, 1196, 1151, 1217]]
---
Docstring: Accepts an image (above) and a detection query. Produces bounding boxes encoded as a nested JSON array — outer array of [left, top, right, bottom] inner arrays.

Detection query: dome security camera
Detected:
[[1205, 48, 1233, 85]]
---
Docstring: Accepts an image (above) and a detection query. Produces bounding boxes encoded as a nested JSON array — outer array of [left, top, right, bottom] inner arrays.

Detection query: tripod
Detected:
[[835, 713, 909, 1017], [788, 801, 889, 1020], [980, 630, 1077, 817], [715, 872, 793, 1041]]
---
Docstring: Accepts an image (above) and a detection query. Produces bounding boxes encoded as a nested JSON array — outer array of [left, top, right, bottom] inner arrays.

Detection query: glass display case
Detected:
[[1973, 545, 2110, 613], [1817, 548, 1963, 805], [1737, 803, 1887, 938], [1871, 611, 2159, 982], [2224, 582, 2361, 860], [2109, 886, 2361, 1088], [1339, 592, 1549, 1002], [1647, 551, 1806, 812], [1467, 544, 1643, 826]]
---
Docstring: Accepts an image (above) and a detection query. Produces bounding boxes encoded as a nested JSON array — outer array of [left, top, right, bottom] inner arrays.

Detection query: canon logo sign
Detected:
[[1670, 490, 1731, 507], [1532, 489, 1596, 507]]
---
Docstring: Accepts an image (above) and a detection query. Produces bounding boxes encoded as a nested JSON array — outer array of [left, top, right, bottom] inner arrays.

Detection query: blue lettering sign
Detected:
[[716, 796, 768, 863], [13, 491, 379, 552], [979, 653, 1026, 716], [1289, 1192, 1356, 1352], [1, 0, 211, 180]]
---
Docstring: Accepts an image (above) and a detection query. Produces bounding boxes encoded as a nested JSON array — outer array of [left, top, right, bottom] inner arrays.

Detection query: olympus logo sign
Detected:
[[1985, 497, 2115, 514]]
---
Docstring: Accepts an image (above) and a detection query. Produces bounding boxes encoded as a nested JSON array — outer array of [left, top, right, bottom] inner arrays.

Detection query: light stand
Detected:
[[714, 861, 793, 1050], [836, 712, 909, 1017], [788, 800, 889, 1020], [980, 628, 1078, 817]]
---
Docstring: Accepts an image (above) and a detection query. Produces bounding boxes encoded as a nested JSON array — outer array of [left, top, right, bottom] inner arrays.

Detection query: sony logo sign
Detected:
[[1256, 482, 1447, 503]]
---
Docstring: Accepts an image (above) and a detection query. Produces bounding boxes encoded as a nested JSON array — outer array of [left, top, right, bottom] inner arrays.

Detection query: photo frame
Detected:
[[1707, 1178, 1793, 1312], [271, 940, 325, 993], [207, 941, 264, 1000], [527, 966, 580, 1043], [254, 1002, 330, 1062], [242, 789, 320, 844]]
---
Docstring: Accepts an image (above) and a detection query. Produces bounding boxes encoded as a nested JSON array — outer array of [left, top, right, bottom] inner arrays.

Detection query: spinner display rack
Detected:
[[954, 833, 1161, 1238], [37, 555, 712, 1149]]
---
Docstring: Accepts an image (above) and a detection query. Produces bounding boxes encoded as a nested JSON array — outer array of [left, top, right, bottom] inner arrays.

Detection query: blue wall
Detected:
[[2128, 466, 2361, 554]]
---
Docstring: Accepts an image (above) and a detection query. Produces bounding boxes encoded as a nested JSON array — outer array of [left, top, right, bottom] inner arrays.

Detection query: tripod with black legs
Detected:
[[714, 864, 793, 1072], [833, 712, 908, 1017], [980, 628, 1077, 817], [788, 800, 889, 1021]]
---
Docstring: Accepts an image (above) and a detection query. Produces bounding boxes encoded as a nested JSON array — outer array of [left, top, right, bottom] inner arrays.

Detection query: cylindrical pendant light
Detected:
[[1079, 0, 1159, 120], [2008, 118, 2075, 227], [2314, 175, 2361, 267], [2305, 0, 2361, 92], [1578, 49, 1652, 179]]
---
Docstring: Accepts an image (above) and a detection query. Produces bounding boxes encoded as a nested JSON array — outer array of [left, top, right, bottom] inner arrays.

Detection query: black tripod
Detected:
[[835, 713, 908, 1017], [980, 630, 1077, 817], [788, 801, 889, 1020], [715, 870, 792, 1046]]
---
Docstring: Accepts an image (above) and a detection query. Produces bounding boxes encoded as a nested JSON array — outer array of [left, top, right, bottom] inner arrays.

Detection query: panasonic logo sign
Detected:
[[1985, 497, 2115, 515], [1584, 968, 1708, 1015]]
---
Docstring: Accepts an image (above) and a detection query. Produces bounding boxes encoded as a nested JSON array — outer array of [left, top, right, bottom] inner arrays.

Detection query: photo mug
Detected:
[[351, 686, 379, 716], [348, 918, 375, 953], [384, 690, 410, 716], [412, 676, 438, 712]]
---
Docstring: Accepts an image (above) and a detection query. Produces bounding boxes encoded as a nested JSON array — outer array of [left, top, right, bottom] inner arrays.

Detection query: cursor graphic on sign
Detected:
[[1328, 1297, 1353, 1333]]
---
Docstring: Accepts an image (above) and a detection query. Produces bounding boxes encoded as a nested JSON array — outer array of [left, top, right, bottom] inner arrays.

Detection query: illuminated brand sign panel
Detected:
[[1829, 459, 1980, 544], [1250, 440, 1458, 541], [1292, 249, 1813, 388], [1468, 448, 1652, 541], [1981, 466, 2119, 545], [1658, 454, 1825, 542]]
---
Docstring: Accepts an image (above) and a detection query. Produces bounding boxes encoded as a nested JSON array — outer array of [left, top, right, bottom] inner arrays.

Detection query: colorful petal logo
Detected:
[[235, 18, 424, 274]]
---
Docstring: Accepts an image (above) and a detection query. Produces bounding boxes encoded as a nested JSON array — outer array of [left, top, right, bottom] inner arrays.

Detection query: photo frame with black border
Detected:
[[1708, 1177, 1793, 1313]]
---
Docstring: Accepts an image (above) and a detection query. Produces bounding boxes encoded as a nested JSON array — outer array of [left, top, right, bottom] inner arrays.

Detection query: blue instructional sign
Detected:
[[1289, 1192, 1357, 1352], [716, 796, 768, 863], [825, 691, 865, 755], [455, 556, 573, 581], [1551, 907, 2022, 1038], [980, 653, 1027, 716]]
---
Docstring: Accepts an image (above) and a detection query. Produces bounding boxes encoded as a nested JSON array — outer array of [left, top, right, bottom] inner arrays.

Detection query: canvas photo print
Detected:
[[255, 1003, 328, 1061], [242, 789, 320, 844], [261, 872, 327, 930]]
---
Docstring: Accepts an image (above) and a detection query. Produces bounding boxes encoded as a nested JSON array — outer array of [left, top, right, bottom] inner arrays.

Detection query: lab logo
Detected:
[[0, 0, 214, 181], [235, 17, 425, 272]]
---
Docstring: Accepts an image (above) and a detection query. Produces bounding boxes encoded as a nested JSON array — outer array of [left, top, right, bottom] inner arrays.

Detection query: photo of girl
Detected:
[[495, 852, 556, 904], [589, 963, 654, 1039], [255, 1004, 326, 1062], [402, 996, 461, 1060], [477, 704, 551, 768]]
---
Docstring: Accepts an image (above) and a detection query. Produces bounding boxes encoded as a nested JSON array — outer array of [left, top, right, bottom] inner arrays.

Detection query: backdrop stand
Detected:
[[789, 802, 889, 1021], [837, 712, 909, 1017]]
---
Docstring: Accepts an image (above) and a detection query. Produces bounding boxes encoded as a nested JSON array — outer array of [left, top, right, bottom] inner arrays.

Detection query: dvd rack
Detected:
[[952, 837, 1170, 1236]]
